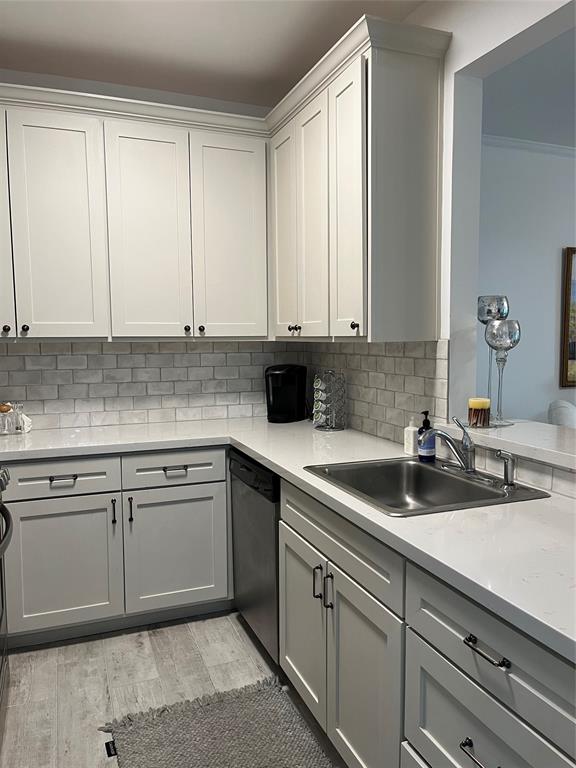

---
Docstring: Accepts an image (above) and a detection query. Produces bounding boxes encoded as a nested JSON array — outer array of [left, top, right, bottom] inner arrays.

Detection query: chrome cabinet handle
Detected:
[[460, 737, 501, 768], [323, 573, 334, 610], [128, 496, 134, 523], [312, 565, 323, 599], [163, 464, 189, 477], [463, 634, 511, 670], [111, 498, 117, 525], [49, 474, 78, 487]]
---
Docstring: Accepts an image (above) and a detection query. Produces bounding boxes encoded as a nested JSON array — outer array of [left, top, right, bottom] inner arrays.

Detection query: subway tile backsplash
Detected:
[[0, 341, 276, 430], [283, 339, 450, 444], [1, 337, 575, 498], [0, 339, 450, 439]]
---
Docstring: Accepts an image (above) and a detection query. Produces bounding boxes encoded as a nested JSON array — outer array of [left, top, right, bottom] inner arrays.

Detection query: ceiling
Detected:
[[0, 0, 422, 108], [483, 28, 575, 147]]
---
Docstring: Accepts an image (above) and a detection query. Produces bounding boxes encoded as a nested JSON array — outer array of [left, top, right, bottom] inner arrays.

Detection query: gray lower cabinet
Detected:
[[5, 493, 124, 633], [123, 483, 228, 614], [279, 521, 328, 726], [279, 520, 403, 768], [406, 563, 575, 759], [405, 630, 574, 768], [327, 561, 403, 768]]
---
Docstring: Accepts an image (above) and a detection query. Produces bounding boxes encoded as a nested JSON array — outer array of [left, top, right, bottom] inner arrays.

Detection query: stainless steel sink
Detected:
[[304, 458, 549, 517]]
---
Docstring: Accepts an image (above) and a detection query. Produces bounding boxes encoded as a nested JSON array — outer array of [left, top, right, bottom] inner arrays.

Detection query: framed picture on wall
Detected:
[[560, 247, 576, 387]]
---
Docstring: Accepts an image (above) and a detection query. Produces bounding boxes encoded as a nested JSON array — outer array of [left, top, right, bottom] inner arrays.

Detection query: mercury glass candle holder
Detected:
[[484, 319, 521, 425], [477, 295, 509, 401]]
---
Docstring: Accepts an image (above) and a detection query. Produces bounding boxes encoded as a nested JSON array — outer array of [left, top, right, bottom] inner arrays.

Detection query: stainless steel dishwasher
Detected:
[[230, 450, 280, 664]]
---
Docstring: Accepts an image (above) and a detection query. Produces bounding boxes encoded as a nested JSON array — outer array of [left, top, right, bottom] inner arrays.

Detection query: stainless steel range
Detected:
[[0, 467, 12, 738]]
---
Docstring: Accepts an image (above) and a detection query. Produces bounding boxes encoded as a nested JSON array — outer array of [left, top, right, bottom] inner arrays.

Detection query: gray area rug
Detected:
[[100, 678, 337, 767]]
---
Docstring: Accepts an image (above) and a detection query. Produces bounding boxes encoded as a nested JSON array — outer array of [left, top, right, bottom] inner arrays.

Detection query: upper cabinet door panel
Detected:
[[270, 124, 298, 337], [190, 131, 267, 337], [295, 92, 329, 337], [7, 109, 110, 337], [0, 110, 16, 339], [328, 57, 367, 337], [105, 121, 193, 337]]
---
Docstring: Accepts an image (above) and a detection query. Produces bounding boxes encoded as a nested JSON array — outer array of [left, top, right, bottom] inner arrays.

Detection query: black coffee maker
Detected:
[[265, 365, 307, 423]]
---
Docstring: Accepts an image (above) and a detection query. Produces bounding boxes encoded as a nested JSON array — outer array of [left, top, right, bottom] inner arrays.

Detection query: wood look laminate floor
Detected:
[[0, 613, 274, 768]]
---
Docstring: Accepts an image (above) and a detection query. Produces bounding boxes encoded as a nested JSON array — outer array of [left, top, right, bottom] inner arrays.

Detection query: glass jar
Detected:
[[0, 408, 15, 435]]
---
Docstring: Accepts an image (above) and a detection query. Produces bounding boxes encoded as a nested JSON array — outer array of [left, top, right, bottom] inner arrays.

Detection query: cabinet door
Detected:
[[7, 108, 109, 338], [328, 57, 367, 337], [279, 521, 327, 728], [326, 561, 403, 768], [123, 483, 228, 614], [270, 123, 299, 338], [190, 131, 267, 336], [0, 110, 16, 339], [105, 120, 193, 337], [295, 92, 329, 337], [4, 494, 124, 633]]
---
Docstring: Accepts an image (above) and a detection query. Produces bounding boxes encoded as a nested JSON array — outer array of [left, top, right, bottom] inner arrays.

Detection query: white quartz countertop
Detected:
[[1, 418, 575, 662], [442, 419, 576, 471]]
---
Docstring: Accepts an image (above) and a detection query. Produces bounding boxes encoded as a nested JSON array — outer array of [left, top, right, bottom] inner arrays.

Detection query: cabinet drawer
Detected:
[[4, 456, 121, 501], [122, 448, 225, 489], [406, 564, 575, 758], [401, 743, 430, 768], [405, 631, 574, 768], [281, 482, 404, 616]]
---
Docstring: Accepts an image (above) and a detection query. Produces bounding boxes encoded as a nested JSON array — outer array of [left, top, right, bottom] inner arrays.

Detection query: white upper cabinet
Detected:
[[328, 57, 366, 337], [0, 109, 16, 339], [7, 108, 110, 338], [270, 91, 329, 338], [295, 91, 329, 337], [105, 120, 194, 337], [270, 123, 299, 338], [190, 131, 267, 337], [267, 17, 450, 341]]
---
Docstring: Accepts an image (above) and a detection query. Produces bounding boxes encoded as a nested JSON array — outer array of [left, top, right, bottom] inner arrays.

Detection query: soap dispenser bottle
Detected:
[[417, 410, 435, 463]]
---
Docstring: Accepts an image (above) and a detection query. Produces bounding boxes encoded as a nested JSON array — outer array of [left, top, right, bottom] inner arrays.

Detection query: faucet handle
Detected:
[[495, 450, 516, 487], [452, 417, 473, 448]]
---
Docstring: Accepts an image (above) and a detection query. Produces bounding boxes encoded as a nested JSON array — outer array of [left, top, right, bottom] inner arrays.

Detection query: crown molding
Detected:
[[265, 15, 451, 134], [0, 16, 451, 139], [482, 133, 576, 158], [0, 83, 268, 136]]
